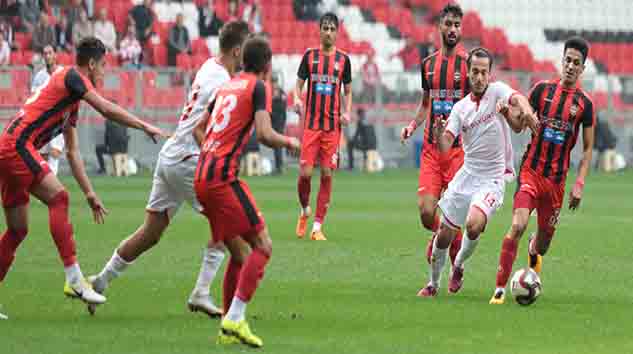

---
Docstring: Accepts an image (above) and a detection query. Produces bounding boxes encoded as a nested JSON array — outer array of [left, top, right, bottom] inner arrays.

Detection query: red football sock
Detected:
[[449, 230, 463, 265], [496, 236, 518, 288], [48, 191, 77, 267], [297, 176, 311, 209], [223, 259, 242, 313], [236, 248, 270, 303], [0, 229, 28, 282], [314, 175, 332, 223]]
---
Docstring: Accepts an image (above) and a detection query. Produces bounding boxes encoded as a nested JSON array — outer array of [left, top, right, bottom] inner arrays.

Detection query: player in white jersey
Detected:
[[418, 47, 539, 297], [33, 45, 65, 175], [88, 21, 252, 316]]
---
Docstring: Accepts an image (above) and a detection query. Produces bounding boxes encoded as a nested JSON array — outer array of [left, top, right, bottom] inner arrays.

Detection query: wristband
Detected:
[[407, 120, 418, 132]]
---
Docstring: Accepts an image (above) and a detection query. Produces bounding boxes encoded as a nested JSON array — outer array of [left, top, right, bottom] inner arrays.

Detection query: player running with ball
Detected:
[[418, 47, 538, 297], [490, 37, 595, 304]]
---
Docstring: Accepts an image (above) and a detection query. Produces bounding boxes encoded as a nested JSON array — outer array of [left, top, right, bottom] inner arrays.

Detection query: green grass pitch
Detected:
[[2, 169, 632, 353]]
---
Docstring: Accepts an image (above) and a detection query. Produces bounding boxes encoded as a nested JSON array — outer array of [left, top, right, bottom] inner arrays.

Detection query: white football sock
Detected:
[[48, 157, 59, 175], [495, 287, 505, 294], [454, 234, 479, 269], [64, 263, 84, 287], [312, 221, 321, 233], [98, 250, 132, 284], [430, 239, 448, 289], [301, 207, 310, 216], [225, 297, 247, 322], [192, 247, 225, 296]]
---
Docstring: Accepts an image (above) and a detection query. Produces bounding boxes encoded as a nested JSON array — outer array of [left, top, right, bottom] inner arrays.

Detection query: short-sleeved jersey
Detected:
[[31, 67, 67, 154], [420, 50, 470, 148], [522, 78, 595, 184], [195, 73, 268, 186], [0, 66, 93, 157], [160, 58, 231, 165], [297, 47, 352, 132], [445, 82, 516, 179]]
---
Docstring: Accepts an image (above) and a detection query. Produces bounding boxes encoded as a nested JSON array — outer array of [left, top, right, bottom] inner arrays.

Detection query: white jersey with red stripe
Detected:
[[159, 58, 231, 165]]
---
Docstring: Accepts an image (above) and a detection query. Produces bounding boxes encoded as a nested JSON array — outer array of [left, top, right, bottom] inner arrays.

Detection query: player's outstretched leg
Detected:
[[449, 207, 486, 294], [0, 204, 30, 319], [296, 166, 312, 238], [219, 229, 271, 348], [490, 208, 530, 304], [418, 221, 457, 297], [87, 211, 170, 314], [311, 169, 332, 241], [188, 239, 225, 318], [29, 175, 106, 306]]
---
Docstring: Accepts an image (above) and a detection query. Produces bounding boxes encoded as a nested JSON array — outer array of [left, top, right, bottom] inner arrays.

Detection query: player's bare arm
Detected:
[[293, 78, 305, 113], [438, 128, 455, 153], [498, 94, 536, 133], [340, 83, 353, 125], [82, 91, 170, 143], [193, 110, 211, 147], [254, 110, 300, 154], [63, 124, 108, 224], [569, 125, 594, 210], [401, 92, 430, 144]]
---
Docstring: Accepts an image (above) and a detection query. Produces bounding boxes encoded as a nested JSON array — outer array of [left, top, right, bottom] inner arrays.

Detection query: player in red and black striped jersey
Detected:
[[399, 3, 470, 278], [293, 12, 353, 241], [490, 37, 596, 304], [194, 36, 300, 347], [0, 38, 167, 317]]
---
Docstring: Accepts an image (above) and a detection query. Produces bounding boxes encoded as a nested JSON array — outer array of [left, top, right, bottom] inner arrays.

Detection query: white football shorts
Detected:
[[437, 168, 505, 229], [146, 155, 201, 218]]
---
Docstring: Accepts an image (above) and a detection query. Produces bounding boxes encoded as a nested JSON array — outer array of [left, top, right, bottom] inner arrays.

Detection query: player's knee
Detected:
[[465, 222, 483, 239], [48, 190, 69, 208], [435, 225, 454, 249], [253, 230, 272, 257], [321, 167, 332, 177], [299, 165, 313, 178], [509, 221, 527, 239], [420, 209, 436, 231], [8, 228, 28, 243]]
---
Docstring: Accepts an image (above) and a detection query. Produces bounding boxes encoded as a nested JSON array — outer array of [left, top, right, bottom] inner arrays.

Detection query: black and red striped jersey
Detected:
[[522, 78, 595, 184], [0, 66, 93, 158], [420, 50, 470, 148], [297, 47, 352, 132], [195, 72, 268, 186]]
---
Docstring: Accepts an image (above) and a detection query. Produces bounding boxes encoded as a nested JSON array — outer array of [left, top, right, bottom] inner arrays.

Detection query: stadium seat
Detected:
[[191, 38, 210, 57], [176, 54, 192, 71]]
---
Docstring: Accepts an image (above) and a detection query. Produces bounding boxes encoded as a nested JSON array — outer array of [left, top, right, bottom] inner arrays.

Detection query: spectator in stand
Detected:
[[167, 13, 190, 67], [0, 18, 13, 49], [293, 0, 321, 21], [72, 8, 92, 46], [31, 12, 55, 53], [198, 0, 223, 38], [18, 0, 40, 32], [350, 108, 381, 172], [0, 32, 10, 65], [130, 0, 154, 44], [594, 115, 618, 172], [226, 0, 242, 21], [243, 0, 262, 33], [93, 7, 116, 52], [1, 0, 20, 17], [390, 36, 420, 71], [271, 75, 288, 174], [119, 24, 142, 69], [361, 51, 380, 103], [54, 13, 73, 52], [65, 0, 86, 30]]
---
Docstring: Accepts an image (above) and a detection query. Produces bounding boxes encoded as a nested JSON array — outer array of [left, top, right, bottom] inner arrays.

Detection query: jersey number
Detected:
[[209, 94, 237, 133]]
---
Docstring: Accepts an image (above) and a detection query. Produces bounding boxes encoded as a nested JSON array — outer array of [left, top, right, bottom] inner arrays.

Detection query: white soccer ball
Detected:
[[510, 268, 542, 306]]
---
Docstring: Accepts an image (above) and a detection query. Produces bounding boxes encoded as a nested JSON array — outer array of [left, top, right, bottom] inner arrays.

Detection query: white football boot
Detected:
[[187, 291, 223, 318]]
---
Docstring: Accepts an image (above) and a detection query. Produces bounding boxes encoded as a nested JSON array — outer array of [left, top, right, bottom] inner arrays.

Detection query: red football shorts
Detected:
[[194, 179, 265, 243], [514, 166, 565, 233], [0, 148, 51, 208], [299, 128, 340, 170], [418, 146, 464, 198]]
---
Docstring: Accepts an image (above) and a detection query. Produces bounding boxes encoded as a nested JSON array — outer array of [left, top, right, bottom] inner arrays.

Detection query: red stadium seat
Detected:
[[191, 38, 210, 57], [56, 52, 73, 65], [21, 50, 34, 65], [176, 53, 192, 71], [462, 11, 483, 40], [14, 32, 31, 50], [151, 45, 168, 67]]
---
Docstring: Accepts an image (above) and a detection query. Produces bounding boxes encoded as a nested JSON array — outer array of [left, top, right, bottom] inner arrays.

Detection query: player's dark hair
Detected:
[[439, 3, 464, 19], [319, 12, 339, 29], [242, 35, 272, 74], [219, 20, 251, 53], [467, 47, 493, 70], [564, 36, 589, 63], [76, 37, 106, 66]]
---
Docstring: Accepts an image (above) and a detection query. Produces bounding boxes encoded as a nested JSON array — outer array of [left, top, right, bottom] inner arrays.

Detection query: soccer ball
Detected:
[[510, 268, 542, 306]]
